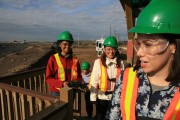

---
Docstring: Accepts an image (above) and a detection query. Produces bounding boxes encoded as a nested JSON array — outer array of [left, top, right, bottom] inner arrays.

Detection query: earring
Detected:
[[172, 49, 176, 54]]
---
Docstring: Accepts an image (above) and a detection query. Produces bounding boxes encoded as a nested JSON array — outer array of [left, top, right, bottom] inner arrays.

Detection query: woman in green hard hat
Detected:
[[46, 31, 82, 96], [106, 0, 180, 119], [89, 36, 124, 120]]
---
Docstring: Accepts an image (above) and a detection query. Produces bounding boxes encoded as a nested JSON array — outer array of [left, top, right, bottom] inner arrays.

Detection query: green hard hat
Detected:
[[81, 62, 90, 70], [103, 36, 118, 48], [57, 31, 74, 42], [129, 0, 180, 34]]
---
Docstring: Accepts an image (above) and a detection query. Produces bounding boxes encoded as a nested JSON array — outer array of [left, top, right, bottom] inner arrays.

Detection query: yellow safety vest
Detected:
[[54, 53, 78, 81], [121, 67, 180, 120], [99, 59, 121, 92]]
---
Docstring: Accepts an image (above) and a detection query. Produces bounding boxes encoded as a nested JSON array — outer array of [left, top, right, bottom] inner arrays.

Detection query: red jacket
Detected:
[[46, 53, 82, 92]]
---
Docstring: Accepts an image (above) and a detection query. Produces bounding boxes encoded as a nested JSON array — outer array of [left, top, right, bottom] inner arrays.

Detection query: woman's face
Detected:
[[104, 46, 116, 59], [135, 34, 176, 74], [82, 69, 89, 74], [59, 41, 72, 54]]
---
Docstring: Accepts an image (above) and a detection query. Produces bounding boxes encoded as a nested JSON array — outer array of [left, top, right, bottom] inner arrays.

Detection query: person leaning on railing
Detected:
[[46, 31, 82, 96], [105, 0, 180, 119]]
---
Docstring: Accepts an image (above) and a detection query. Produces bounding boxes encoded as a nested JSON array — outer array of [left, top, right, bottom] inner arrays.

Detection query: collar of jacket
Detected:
[[58, 52, 72, 58], [106, 57, 117, 66]]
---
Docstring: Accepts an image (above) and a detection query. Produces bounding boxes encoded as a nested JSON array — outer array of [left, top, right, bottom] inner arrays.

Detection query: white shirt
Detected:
[[90, 57, 123, 101]]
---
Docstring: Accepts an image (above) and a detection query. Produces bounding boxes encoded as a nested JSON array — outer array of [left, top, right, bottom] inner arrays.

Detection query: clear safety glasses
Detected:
[[61, 42, 73, 47], [104, 47, 116, 52], [133, 38, 169, 55]]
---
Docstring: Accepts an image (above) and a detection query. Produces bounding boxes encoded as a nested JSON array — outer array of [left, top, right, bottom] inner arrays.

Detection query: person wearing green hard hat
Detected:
[[81, 61, 93, 119], [57, 31, 74, 42], [81, 61, 90, 70], [106, 0, 180, 119], [46, 31, 82, 96], [51, 31, 74, 53], [89, 36, 124, 120], [103, 36, 118, 48]]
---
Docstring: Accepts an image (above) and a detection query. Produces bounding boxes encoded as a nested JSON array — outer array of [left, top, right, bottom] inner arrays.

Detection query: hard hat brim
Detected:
[[57, 39, 74, 42], [129, 26, 180, 34]]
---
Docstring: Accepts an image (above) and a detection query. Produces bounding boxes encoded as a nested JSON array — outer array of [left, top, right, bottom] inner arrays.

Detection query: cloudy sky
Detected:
[[0, 0, 128, 42]]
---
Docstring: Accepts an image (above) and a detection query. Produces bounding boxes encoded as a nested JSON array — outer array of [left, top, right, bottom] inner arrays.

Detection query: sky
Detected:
[[0, 0, 128, 42]]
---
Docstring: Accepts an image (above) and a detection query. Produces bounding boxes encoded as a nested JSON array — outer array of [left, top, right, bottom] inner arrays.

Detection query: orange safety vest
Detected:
[[99, 59, 121, 92], [120, 67, 180, 120], [54, 53, 78, 82]]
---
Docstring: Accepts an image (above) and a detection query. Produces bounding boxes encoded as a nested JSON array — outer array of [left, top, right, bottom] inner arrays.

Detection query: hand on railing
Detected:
[[68, 81, 81, 88], [68, 81, 86, 92]]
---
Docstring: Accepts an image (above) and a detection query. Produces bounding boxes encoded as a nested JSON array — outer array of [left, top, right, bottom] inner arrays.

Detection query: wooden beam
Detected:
[[119, 0, 134, 65]]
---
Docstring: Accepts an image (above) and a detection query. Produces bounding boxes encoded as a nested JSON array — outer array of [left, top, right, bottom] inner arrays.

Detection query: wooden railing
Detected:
[[0, 83, 73, 120], [0, 67, 86, 120], [0, 67, 48, 94]]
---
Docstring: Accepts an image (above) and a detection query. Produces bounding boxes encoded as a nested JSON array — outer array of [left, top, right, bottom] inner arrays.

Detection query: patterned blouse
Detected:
[[105, 68, 179, 120]]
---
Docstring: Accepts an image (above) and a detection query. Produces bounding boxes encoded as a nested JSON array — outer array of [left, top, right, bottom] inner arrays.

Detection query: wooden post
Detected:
[[60, 87, 73, 120], [120, 0, 135, 66], [120, 0, 144, 66]]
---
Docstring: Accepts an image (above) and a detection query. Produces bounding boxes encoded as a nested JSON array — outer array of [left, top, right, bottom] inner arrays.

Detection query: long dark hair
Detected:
[[100, 47, 122, 68], [166, 38, 180, 82]]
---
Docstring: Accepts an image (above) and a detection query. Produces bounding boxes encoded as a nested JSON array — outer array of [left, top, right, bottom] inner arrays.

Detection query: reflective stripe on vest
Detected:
[[121, 67, 139, 120], [121, 67, 180, 120], [164, 88, 180, 120], [54, 53, 65, 81], [88, 74, 92, 89], [99, 59, 121, 92], [54, 53, 78, 81], [71, 55, 78, 81]]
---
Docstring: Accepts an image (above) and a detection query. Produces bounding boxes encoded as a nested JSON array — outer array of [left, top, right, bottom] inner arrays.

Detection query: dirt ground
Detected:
[[0, 42, 52, 77], [73, 45, 98, 68]]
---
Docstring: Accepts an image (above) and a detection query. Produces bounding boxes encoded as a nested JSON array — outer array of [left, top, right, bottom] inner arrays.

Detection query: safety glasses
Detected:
[[61, 42, 73, 47], [133, 38, 169, 55]]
